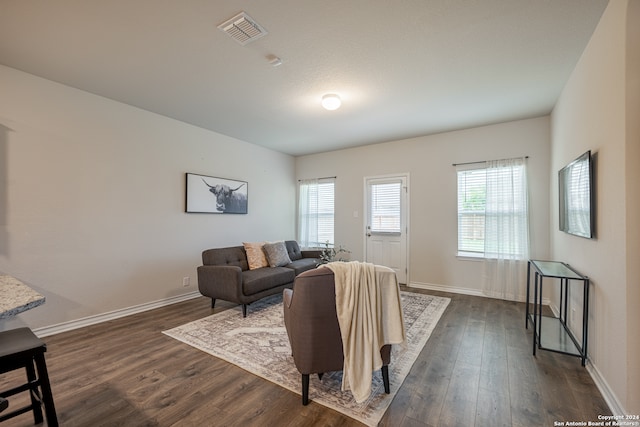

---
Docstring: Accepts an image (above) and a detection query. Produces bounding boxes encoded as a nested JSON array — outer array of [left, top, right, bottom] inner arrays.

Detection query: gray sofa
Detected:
[[197, 240, 321, 317]]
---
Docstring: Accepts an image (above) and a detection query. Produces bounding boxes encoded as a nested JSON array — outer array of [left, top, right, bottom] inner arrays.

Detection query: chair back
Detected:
[[283, 268, 344, 374]]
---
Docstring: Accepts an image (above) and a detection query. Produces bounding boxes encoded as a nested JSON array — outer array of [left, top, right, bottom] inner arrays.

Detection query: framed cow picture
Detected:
[[185, 173, 248, 214]]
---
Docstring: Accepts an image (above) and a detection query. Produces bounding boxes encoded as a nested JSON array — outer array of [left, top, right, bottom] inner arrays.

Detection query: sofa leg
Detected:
[[242, 304, 247, 317], [211, 298, 216, 309], [302, 374, 309, 405], [382, 365, 390, 394]]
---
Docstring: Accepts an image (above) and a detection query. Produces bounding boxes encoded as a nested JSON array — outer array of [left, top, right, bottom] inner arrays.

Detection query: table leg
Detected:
[[533, 271, 538, 356], [525, 261, 531, 329]]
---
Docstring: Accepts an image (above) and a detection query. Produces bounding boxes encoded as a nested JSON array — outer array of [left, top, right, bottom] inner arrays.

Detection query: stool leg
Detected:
[[25, 361, 44, 424], [34, 353, 58, 427]]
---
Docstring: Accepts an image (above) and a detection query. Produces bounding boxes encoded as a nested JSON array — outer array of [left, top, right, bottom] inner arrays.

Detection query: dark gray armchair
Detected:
[[283, 267, 391, 405]]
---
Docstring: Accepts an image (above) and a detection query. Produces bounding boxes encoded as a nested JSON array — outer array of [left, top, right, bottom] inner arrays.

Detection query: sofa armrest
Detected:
[[197, 265, 243, 301], [301, 250, 322, 259]]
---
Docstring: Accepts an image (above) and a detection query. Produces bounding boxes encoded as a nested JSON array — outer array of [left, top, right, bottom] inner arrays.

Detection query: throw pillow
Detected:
[[263, 241, 292, 267], [243, 242, 269, 270]]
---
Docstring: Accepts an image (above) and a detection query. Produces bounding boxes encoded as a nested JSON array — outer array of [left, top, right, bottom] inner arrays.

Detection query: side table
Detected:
[[525, 260, 590, 366]]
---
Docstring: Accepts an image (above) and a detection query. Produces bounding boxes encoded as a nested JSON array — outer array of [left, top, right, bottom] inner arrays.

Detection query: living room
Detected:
[[1, 0, 638, 423]]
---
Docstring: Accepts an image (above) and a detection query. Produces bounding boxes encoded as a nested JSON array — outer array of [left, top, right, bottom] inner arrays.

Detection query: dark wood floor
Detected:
[[0, 288, 610, 426]]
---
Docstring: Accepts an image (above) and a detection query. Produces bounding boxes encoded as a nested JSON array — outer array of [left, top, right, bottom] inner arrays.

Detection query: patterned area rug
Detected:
[[163, 291, 450, 426]]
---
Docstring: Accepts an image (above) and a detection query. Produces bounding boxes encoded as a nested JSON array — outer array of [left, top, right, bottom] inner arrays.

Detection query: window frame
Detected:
[[456, 160, 528, 259]]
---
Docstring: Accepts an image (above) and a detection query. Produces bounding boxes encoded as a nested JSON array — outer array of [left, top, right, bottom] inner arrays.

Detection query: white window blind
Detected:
[[457, 168, 486, 254], [316, 180, 335, 245], [370, 181, 401, 233], [298, 178, 335, 248]]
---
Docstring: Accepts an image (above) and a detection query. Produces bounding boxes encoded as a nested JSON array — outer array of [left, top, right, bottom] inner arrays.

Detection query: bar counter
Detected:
[[0, 274, 45, 319]]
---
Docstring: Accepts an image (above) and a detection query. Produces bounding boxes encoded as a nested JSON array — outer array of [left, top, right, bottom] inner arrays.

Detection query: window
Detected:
[[456, 158, 529, 259], [369, 181, 402, 233], [457, 168, 487, 254], [297, 178, 335, 248]]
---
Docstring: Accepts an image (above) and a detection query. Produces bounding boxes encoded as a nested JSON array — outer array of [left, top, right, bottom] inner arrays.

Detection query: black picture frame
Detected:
[[185, 173, 248, 214]]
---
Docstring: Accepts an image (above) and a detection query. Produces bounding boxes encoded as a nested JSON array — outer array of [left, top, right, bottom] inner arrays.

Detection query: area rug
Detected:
[[163, 291, 450, 426]]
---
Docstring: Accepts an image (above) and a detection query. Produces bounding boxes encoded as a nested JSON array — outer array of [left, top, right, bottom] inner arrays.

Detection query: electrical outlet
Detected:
[[182, 277, 190, 287]]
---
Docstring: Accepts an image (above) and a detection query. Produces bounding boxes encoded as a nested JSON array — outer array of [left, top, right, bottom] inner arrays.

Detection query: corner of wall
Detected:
[[624, 0, 640, 414]]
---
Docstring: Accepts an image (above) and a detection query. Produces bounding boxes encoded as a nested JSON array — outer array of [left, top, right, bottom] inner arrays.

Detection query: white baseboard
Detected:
[[33, 291, 202, 337], [409, 281, 550, 305], [409, 281, 486, 297], [547, 305, 625, 416], [586, 362, 626, 416]]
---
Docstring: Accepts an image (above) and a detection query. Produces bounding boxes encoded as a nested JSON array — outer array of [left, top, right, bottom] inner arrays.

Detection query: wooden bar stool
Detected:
[[0, 327, 58, 426]]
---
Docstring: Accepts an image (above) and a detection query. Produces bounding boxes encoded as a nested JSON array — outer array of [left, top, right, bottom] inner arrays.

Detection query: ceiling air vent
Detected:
[[218, 12, 267, 45]]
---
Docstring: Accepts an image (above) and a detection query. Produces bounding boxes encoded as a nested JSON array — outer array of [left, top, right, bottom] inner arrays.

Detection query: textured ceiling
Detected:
[[0, 1, 608, 156]]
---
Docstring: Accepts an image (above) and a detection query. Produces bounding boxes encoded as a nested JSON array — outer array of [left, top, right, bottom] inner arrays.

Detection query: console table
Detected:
[[0, 274, 45, 319], [525, 260, 589, 366]]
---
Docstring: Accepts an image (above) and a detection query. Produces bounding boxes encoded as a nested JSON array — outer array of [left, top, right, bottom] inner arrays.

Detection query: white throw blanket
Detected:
[[320, 261, 406, 403]]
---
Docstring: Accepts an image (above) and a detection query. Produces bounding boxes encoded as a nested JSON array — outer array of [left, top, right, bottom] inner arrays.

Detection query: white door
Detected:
[[365, 175, 408, 284]]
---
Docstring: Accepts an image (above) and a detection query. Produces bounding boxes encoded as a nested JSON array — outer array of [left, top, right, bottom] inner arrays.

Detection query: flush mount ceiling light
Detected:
[[321, 94, 341, 111]]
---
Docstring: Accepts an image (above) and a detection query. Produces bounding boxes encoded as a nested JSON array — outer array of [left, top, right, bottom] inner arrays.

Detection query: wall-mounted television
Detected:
[[559, 150, 594, 238]]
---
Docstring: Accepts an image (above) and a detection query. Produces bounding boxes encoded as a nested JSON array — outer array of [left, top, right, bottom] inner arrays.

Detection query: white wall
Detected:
[[551, 0, 639, 414], [625, 0, 640, 412], [0, 65, 296, 331], [296, 116, 550, 295]]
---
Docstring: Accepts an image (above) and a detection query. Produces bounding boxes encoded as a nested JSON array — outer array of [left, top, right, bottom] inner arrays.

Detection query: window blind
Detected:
[[370, 181, 401, 233], [457, 168, 486, 253], [298, 178, 335, 247], [316, 180, 335, 245]]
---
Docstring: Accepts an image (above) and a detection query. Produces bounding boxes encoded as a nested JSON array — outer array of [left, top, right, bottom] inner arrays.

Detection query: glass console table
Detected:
[[525, 260, 589, 366]]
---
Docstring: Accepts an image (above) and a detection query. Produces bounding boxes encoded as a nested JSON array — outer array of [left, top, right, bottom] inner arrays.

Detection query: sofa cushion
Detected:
[[264, 241, 292, 267], [286, 258, 319, 276], [243, 242, 269, 270], [242, 267, 295, 295], [202, 246, 249, 271], [285, 240, 303, 261]]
